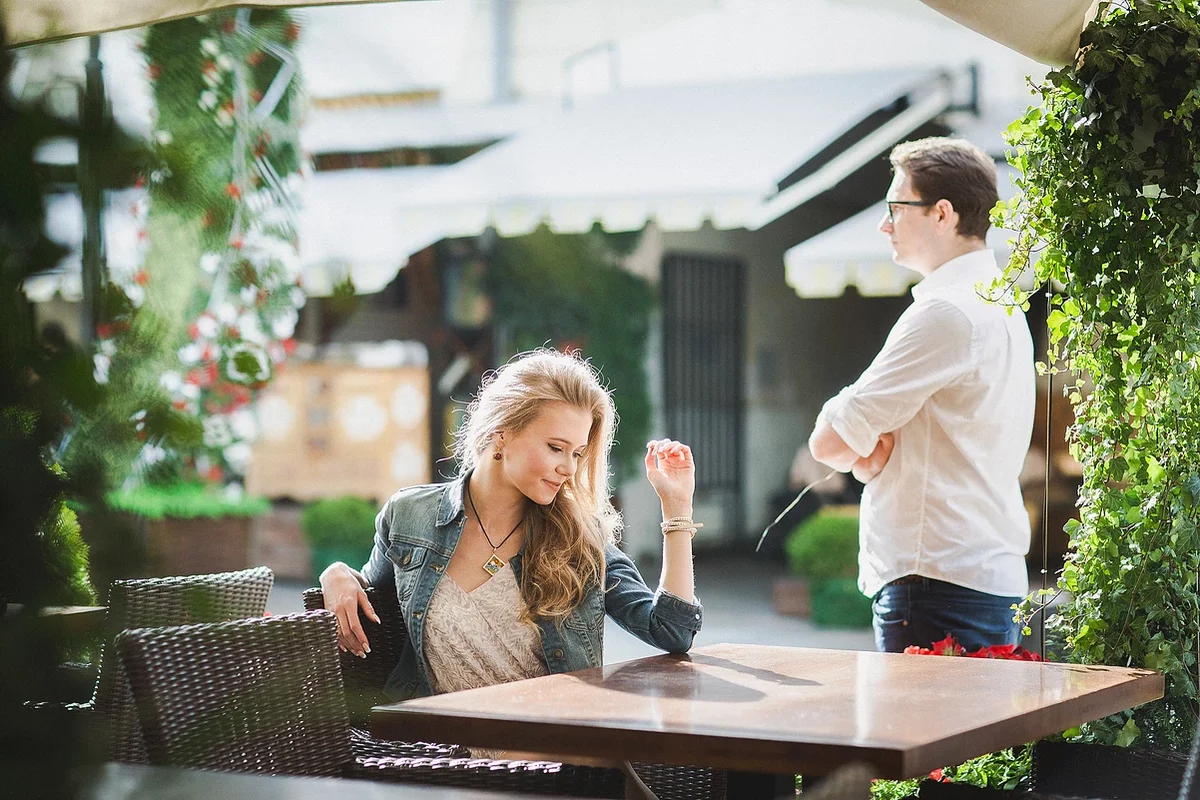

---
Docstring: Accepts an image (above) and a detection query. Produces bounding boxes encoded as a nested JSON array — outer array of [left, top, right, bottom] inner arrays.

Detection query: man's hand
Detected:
[[852, 432, 895, 484]]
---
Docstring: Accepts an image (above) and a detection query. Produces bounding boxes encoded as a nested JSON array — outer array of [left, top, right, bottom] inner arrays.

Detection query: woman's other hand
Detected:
[[645, 439, 696, 517], [319, 562, 380, 658]]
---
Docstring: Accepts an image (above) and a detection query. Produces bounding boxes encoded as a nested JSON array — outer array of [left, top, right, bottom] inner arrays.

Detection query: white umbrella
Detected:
[[917, 0, 1104, 66], [4, 0, 404, 47]]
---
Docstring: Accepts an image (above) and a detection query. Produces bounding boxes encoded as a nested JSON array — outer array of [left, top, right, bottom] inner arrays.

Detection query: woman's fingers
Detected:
[[359, 589, 381, 625]]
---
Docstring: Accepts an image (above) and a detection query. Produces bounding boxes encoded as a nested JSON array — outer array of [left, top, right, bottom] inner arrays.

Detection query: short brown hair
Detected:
[[889, 137, 999, 240]]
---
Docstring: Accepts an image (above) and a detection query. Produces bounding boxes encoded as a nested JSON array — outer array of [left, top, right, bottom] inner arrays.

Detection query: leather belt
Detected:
[[886, 574, 926, 586]]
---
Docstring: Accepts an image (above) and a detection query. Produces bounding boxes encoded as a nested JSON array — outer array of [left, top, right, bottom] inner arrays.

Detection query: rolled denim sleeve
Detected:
[[361, 502, 394, 588], [603, 544, 702, 653]]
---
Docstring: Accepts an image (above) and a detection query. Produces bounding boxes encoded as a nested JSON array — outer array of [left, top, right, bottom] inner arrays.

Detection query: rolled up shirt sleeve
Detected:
[[822, 298, 976, 457]]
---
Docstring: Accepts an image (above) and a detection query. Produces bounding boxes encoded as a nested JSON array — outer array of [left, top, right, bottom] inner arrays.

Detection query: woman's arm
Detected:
[[645, 439, 696, 602], [319, 504, 390, 657]]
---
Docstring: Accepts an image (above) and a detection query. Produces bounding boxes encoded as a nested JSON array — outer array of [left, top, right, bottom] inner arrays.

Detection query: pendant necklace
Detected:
[[466, 483, 525, 576]]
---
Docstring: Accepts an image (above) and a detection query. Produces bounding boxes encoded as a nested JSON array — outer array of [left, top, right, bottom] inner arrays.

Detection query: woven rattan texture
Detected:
[[118, 611, 352, 776], [1032, 740, 1188, 800], [76, 566, 275, 763]]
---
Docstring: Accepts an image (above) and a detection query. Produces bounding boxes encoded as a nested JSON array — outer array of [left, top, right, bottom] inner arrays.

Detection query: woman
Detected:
[[320, 349, 702, 702]]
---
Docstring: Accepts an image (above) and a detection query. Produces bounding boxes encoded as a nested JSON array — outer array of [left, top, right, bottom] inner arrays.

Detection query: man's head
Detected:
[[879, 137, 999, 275]]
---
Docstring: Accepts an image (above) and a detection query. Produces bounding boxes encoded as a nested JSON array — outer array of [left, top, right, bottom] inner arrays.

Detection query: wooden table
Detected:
[[372, 642, 1162, 791], [78, 762, 571, 799]]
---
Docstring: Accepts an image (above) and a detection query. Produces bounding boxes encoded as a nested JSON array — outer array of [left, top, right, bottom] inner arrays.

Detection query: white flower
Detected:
[[150, 169, 165, 184], [202, 415, 234, 448], [290, 287, 307, 308], [222, 481, 246, 502], [217, 303, 239, 325], [93, 353, 111, 385], [202, 70, 220, 88], [200, 253, 222, 275], [271, 309, 298, 339], [178, 343, 201, 365], [153, 130, 172, 146], [230, 408, 258, 440], [223, 443, 253, 473], [99, 338, 117, 357], [215, 108, 234, 127], [196, 314, 220, 338], [126, 285, 145, 307], [238, 312, 267, 345], [159, 371, 183, 393], [140, 444, 167, 465], [180, 382, 201, 400], [200, 38, 220, 55], [199, 90, 218, 111], [216, 54, 234, 72], [240, 286, 258, 305]]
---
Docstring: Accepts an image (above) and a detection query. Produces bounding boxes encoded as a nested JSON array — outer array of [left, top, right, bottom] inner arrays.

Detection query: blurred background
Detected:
[[5, 0, 1081, 658]]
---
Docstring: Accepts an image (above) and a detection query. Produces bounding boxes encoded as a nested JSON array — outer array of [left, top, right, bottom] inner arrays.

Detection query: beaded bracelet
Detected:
[[660, 517, 703, 538]]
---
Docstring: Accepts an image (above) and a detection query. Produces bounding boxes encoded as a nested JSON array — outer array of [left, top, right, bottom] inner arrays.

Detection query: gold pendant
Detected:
[[483, 553, 505, 576]]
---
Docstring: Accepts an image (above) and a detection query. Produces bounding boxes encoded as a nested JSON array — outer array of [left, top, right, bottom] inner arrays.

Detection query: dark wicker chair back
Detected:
[[302, 586, 404, 726], [93, 566, 275, 763], [1032, 739, 1188, 800], [117, 610, 352, 777], [1180, 714, 1200, 800]]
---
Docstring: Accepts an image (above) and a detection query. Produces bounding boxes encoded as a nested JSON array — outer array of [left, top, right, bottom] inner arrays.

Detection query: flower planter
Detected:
[[144, 516, 256, 577], [771, 576, 811, 617]]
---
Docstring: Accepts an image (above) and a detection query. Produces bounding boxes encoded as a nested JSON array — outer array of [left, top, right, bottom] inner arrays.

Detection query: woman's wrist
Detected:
[[660, 501, 694, 520]]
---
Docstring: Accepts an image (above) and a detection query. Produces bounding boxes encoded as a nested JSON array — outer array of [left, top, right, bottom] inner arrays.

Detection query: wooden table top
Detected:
[[372, 642, 1164, 778], [78, 762, 570, 799]]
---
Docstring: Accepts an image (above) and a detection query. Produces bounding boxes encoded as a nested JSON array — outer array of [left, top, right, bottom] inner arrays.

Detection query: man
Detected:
[[808, 137, 1034, 653]]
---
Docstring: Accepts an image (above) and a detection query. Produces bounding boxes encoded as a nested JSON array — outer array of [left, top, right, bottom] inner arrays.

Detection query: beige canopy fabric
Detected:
[[917, 0, 1105, 66], [3, 0, 405, 46]]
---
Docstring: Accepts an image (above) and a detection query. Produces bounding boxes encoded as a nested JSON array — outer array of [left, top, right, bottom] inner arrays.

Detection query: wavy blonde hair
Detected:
[[454, 349, 621, 621]]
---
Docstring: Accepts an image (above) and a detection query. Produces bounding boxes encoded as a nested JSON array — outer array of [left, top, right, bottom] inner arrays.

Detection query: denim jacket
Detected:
[[362, 472, 704, 700]]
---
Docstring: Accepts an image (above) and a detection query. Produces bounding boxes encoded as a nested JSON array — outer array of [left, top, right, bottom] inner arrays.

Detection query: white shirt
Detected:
[[817, 249, 1034, 598]]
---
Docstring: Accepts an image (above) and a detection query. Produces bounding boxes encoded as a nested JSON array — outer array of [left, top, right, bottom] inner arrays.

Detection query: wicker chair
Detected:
[[303, 586, 729, 800], [68, 566, 275, 763], [117, 611, 626, 796]]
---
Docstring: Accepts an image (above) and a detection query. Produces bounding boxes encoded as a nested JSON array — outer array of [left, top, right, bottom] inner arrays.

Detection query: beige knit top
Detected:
[[423, 563, 548, 696]]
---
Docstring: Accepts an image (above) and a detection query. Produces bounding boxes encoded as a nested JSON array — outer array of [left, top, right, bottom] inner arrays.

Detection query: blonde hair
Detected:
[[454, 349, 621, 621]]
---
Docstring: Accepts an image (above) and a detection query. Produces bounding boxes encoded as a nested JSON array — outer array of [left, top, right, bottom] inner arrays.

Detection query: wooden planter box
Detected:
[[144, 516, 257, 577], [771, 576, 812, 618]]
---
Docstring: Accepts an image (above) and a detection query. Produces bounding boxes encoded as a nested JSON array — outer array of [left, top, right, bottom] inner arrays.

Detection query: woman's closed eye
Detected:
[[549, 444, 584, 459]]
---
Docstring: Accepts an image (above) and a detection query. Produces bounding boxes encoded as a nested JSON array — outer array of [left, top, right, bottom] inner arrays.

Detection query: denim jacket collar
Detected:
[[436, 471, 468, 528]]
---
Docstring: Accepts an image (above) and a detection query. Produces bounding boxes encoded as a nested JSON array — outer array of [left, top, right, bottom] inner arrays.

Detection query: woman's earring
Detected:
[[493, 451, 503, 461]]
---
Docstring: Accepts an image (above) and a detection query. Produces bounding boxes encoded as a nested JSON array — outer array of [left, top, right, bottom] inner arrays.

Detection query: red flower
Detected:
[[148, 63, 161, 80], [929, 768, 948, 782], [931, 635, 965, 656], [282, 338, 296, 356], [904, 635, 1044, 662], [230, 236, 244, 250], [133, 270, 150, 285], [247, 51, 265, 67], [201, 59, 218, 77], [285, 22, 301, 42], [172, 399, 188, 411], [207, 463, 225, 482], [251, 89, 264, 104], [96, 323, 115, 339], [202, 210, 215, 228], [134, 176, 147, 189], [221, 18, 236, 33], [225, 182, 242, 200]]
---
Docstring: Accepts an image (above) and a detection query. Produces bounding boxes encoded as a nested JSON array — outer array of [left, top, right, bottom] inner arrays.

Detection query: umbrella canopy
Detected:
[[4, 0, 404, 46], [917, 0, 1103, 66]]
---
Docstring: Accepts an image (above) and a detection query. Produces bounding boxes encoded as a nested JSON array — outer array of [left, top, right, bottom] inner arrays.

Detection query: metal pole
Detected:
[[78, 35, 107, 347]]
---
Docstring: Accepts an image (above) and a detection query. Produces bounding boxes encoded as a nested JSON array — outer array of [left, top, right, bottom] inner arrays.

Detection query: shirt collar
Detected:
[[911, 249, 1000, 301], [437, 470, 469, 527]]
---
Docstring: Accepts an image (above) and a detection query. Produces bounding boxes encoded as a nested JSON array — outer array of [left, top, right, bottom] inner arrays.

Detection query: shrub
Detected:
[[107, 482, 269, 520], [784, 505, 860, 582], [301, 496, 378, 550], [811, 578, 873, 628]]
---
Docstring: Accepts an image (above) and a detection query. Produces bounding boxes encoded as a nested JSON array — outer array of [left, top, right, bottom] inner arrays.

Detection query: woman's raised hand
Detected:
[[644, 439, 696, 514], [319, 562, 380, 658]]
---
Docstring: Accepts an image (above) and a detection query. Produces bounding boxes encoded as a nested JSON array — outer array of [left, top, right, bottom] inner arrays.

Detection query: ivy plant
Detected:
[[1001, 0, 1200, 750]]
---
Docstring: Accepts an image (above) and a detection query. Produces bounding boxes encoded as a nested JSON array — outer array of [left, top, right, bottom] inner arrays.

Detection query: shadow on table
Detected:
[[577, 653, 820, 703]]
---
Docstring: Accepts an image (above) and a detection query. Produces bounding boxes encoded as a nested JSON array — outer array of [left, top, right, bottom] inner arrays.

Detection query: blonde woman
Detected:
[[320, 349, 701, 701]]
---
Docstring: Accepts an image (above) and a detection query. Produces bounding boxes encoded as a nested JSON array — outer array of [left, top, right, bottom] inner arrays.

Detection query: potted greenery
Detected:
[[301, 496, 379, 583], [782, 505, 871, 628], [108, 483, 269, 577]]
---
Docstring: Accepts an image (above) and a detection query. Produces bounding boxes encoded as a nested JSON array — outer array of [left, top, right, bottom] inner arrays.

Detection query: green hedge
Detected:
[[784, 505, 860, 581], [108, 482, 270, 520], [301, 496, 378, 550]]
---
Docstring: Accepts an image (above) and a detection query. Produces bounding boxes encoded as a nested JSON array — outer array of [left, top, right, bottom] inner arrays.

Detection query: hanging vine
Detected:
[[137, 9, 307, 489], [1003, 0, 1200, 750]]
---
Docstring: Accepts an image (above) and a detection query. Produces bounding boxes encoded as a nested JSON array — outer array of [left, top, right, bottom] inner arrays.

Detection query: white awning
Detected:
[[385, 69, 956, 241], [296, 167, 450, 296], [917, 0, 1101, 66], [784, 166, 1027, 298]]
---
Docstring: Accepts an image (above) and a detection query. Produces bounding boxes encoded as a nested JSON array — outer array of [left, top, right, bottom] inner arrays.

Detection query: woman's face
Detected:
[[501, 401, 593, 505]]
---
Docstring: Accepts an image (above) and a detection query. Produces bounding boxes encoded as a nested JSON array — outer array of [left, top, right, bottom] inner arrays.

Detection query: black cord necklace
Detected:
[[465, 483, 525, 576]]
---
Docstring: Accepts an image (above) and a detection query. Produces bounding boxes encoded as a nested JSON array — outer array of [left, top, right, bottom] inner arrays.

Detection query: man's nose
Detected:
[[878, 212, 893, 234]]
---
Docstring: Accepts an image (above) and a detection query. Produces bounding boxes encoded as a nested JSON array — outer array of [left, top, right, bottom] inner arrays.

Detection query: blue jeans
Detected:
[[872, 576, 1021, 653]]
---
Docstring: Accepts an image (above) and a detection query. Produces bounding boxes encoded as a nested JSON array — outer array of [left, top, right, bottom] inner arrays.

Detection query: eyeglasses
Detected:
[[885, 200, 935, 224]]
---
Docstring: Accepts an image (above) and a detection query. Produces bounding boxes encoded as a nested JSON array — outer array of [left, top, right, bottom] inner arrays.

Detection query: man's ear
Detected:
[[933, 198, 958, 233]]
